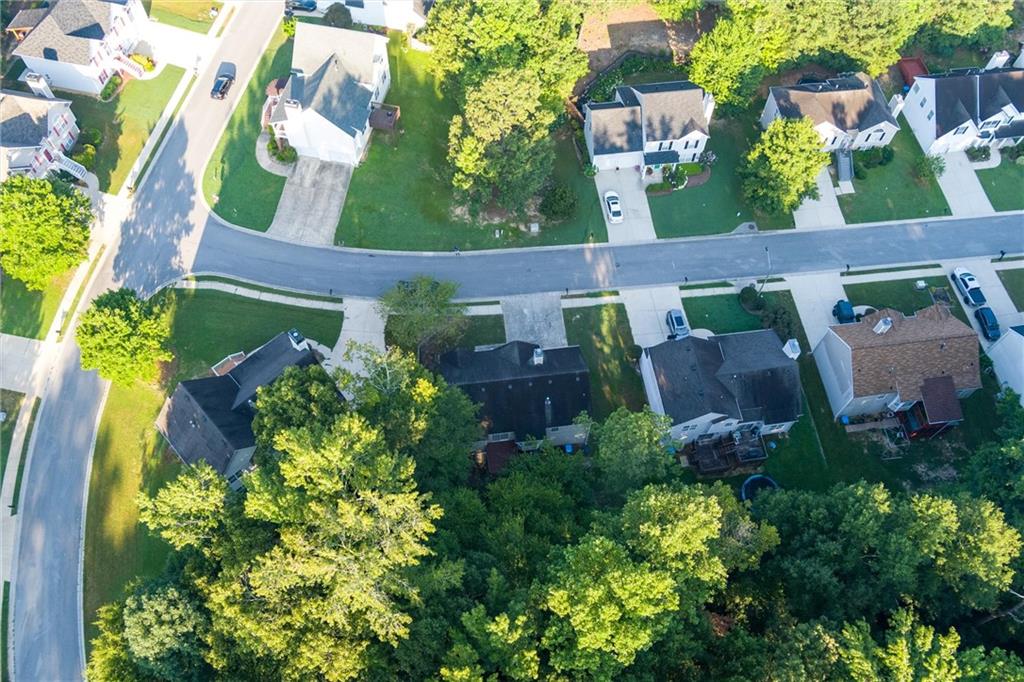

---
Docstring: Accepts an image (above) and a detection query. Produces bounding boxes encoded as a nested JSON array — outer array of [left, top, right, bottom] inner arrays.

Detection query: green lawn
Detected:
[[563, 304, 646, 420], [648, 116, 793, 239], [144, 0, 223, 33], [682, 293, 762, 334], [0, 390, 24, 486], [843, 276, 968, 323], [0, 270, 74, 339], [384, 314, 506, 356], [997, 268, 1024, 312], [83, 289, 343, 651], [336, 34, 607, 250], [977, 156, 1024, 212], [64, 65, 185, 193], [202, 24, 290, 231], [837, 122, 951, 223]]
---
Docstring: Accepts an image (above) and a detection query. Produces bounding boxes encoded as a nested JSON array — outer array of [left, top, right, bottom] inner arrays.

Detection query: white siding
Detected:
[[851, 121, 899, 149], [813, 330, 854, 418], [760, 93, 779, 129], [21, 56, 103, 95], [988, 331, 1024, 403], [902, 78, 939, 153]]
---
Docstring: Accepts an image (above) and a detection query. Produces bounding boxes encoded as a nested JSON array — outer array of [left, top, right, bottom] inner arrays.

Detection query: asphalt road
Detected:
[[10, 2, 1024, 680]]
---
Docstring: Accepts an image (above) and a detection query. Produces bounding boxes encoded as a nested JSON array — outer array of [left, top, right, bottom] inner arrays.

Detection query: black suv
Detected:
[[210, 72, 234, 100]]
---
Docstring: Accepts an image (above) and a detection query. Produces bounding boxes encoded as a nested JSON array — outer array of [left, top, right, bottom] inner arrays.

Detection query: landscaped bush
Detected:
[[699, 150, 717, 166], [539, 181, 578, 220], [99, 74, 122, 101], [323, 3, 353, 28], [965, 146, 991, 162], [645, 181, 673, 194], [859, 146, 894, 168], [282, 16, 296, 37], [1004, 142, 1024, 161], [79, 128, 102, 147], [72, 143, 96, 170], [762, 302, 796, 340], [584, 163, 597, 177], [129, 54, 155, 72], [739, 285, 764, 311], [585, 53, 682, 103], [912, 153, 945, 183], [267, 139, 298, 164]]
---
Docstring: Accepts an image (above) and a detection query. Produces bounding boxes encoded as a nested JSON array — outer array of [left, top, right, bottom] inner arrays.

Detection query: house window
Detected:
[[682, 140, 690, 149], [981, 120, 998, 130], [911, 82, 920, 94], [927, 111, 934, 120], [919, 97, 927, 107], [658, 141, 673, 151], [954, 125, 968, 135]]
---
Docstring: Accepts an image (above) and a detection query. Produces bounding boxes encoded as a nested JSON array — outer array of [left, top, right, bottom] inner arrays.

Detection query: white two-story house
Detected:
[[902, 51, 1024, 154], [760, 73, 901, 152], [263, 23, 389, 166], [0, 89, 85, 181], [318, 0, 432, 31], [584, 81, 715, 171], [11, 0, 149, 96]]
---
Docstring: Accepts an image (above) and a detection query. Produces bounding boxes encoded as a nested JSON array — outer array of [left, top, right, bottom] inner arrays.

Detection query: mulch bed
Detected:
[[685, 167, 711, 188]]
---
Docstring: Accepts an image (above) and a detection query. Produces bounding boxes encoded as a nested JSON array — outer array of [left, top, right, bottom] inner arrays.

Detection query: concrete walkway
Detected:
[[968, 147, 1002, 170], [793, 168, 846, 230], [593, 169, 657, 242], [175, 279, 345, 310], [323, 297, 384, 376], [621, 285, 684, 348], [786, 273, 849, 347], [0, 335, 46, 393], [267, 158, 352, 245], [501, 293, 568, 348], [937, 152, 994, 217]]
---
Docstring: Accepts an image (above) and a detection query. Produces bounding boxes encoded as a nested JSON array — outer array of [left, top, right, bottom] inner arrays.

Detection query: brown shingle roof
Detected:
[[832, 304, 980, 402], [770, 73, 897, 132]]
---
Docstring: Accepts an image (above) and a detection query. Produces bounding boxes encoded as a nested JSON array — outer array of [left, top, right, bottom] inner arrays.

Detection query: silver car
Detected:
[[603, 191, 623, 224]]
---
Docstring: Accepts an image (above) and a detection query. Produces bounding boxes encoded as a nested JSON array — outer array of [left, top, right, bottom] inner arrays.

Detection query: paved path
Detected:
[[937, 152, 994, 217], [323, 298, 384, 377], [793, 168, 845, 230], [621, 286, 684, 347], [175, 279, 345, 310], [786, 273, 849, 346], [267, 158, 352, 245], [0, 336, 45, 393], [501, 293, 567, 348], [593, 169, 657, 242]]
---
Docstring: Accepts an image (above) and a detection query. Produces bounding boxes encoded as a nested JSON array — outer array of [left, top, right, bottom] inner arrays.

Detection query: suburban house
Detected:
[[987, 324, 1024, 406], [439, 341, 591, 474], [156, 330, 323, 488], [263, 23, 390, 166], [0, 89, 85, 181], [318, 0, 431, 31], [11, 0, 149, 96], [901, 51, 1024, 154], [640, 329, 802, 473], [760, 72, 901, 152], [813, 305, 981, 439], [583, 80, 715, 171]]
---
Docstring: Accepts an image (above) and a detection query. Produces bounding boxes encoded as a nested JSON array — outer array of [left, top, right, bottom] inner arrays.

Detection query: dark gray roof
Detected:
[[769, 73, 897, 132], [643, 150, 679, 165], [587, 98, 643, 154], [13, 0, 126, 66], [632, 80, 709, 139], [156, 331, 318, 474], [645, 329, 802, 426], [978, 69, 1024, 121], [439, 341, 590, 439], [994, 119, 1024, 138], [0, 90, 68, 147], [928, 73, 977, 136], [924, 68, 1024, 137]]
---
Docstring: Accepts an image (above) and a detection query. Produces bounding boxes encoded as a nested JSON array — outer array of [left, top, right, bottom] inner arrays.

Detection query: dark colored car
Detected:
[[285, 0, 317, 10], [210, 73, 234, 99], [974, 306, 1001, 341], [832, 299, 856, 323]]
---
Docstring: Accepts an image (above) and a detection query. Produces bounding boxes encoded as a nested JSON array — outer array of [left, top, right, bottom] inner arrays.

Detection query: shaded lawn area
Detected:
[[384, 314, 506, 356], [202, 24, 290, 231], [977, 156, 1024, 212], [843, 275, 969, 324], [336, 34, 607, 250], [837, 122, 951, 223], [83, 289, 343, 651], [648, 116, 794, 239], [144, 0, 223, 33], [0, 270, 74, 339], [65, 65, 186, 193], [0, 390, 24, 486], [563, 304, 646, 420], [997, 268, 1024, 312]]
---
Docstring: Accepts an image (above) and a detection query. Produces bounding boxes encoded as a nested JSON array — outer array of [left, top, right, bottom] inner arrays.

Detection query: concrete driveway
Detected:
[[593, 169, 656, 242], [950, 259, 1024, 349], [267, 158, 352, 245], [793, 168, 846, 230], [501, 293, 568, 348], [621, 286, 684, 348], [786, 273, 849, 346], [936, 152, 994, 217], [1, 335, 45, 393]]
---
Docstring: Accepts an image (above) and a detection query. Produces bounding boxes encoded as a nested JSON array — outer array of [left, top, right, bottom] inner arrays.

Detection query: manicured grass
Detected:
[[997, 268, 1024, 312], [336, 34, 607, 250], [65, 65, 186, 193], [1, 581, 9, 682], [8, 398, 39, 514], [843, 276, 968, 324], [977, 156, 1024, 212], [837, 122, 951, 223], [842, 264, 942, 277], [563, 304, 646, 420], [0, 390, 24, 486], [202, 24, 290, 231], [144, 0, 223, 33], [648, 116, 794, 238], [83, 289, 343, 650], [0, 270, 74, 339], [460, 315, 506, 348], [134, 75, 197, 189], [681, 293, 765, 334], [58, 247, 105, 340]]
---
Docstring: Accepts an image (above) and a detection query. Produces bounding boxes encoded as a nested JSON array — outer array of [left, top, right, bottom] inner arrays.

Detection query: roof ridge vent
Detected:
[[873, 317, 894, 335]]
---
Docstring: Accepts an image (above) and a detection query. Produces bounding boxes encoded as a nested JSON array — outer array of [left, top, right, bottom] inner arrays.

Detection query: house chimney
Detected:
[[25, 72, 54, 99], [544, 396, 553, 426], [873, 317, 893, 335], [783, 338, 801, 360], [888, 93, 905, 118], [532, 347, 544, 366], [985, 50, 1010, 71]]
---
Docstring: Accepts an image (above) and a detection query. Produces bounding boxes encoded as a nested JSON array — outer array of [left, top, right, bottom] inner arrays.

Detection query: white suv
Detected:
[[951, 267, 987, 307]]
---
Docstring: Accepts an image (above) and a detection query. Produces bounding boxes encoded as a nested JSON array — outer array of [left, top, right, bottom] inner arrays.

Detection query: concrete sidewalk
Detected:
[[501, 293, 567, 348], [936, 152, 994, 217], [620, 286, 683, 348], [175, 279, 345, 310], [1, 335, 46, 393], [793, 168, 846, 230], [324, 298, 384, 376]]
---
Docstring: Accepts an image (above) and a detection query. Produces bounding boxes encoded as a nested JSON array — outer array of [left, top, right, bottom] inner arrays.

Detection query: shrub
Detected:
[[585, 54, 682, 103], [283, 16, 296, 37], [859, 146, 894, 169], [699, 150, 717, 166], [99, 74, 122, 101], [912, 153, 945, 182], [965, 146, 991, 162], [645, 181, 673, 194], [852, 158, 866, 180], [129, 53, 155, 71], [79, 128, 102, 146], [323, 3, 352, 28], [72, 143, 96, 170], [584, 163, 597, 177], [739, 285, 764, 311], [1004, 142, 1024, 161], [276, 144, 298, 164], [762, 303, 795, 340], [625, 344, 643, 364], [539, 182, 578, 220], [1016, 156, 1024, 167]]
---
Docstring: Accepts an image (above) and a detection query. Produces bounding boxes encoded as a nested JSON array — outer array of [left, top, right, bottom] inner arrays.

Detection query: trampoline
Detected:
[[740, 474, 779, 501]]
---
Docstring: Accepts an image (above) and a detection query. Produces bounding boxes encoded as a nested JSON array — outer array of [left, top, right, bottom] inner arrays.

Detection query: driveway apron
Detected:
[[501, 293, 568, 348], [268, 158, 353, 245], [936, 152, 994, 217], [593, 169, 657, 242]]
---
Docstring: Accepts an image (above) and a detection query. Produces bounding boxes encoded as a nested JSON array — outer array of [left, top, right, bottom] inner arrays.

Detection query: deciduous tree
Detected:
[[591, 407, 673, 496], [76, 287, 171, 385], [252, 364, 345, 447], [378, 276, 467, 354], [741, 118, 829, 214]]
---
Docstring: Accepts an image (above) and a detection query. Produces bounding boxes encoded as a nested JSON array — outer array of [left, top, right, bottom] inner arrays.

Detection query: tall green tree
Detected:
[[0, 175, 91, 290], [591, 407, 673, 496], [650, 0, 704, 22], [76, 287, 172, 385], [741, 118, 829, 214], [378, 276, 467, 354], [137, 461, 229, 554], [251, 364, 346, 447], [121, 580, 210, 681]]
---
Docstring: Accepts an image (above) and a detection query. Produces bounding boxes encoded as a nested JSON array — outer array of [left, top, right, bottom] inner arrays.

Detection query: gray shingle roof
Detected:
[[769, 73, 897, 132], [632, 80, 708, 139], [0, 90, 68, 147], [7, 7, 49, 31], [13, 0, 126, 66], [924, 67, 1024, 137], [645, 329, 802, 426]]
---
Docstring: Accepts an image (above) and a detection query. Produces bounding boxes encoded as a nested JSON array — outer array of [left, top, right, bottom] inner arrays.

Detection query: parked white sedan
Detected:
[[603, 191, 623, 224]]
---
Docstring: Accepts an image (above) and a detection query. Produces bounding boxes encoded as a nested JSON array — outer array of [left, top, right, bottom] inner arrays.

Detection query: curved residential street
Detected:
[[8, 3, 1024, 680]]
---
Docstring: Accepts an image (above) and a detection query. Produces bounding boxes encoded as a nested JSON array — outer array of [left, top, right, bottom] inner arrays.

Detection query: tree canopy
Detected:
[[76, 288, 172, 386], [0, 175, 92, 290], [378, 276, 467, 354], [741, 118, 829, 214]]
